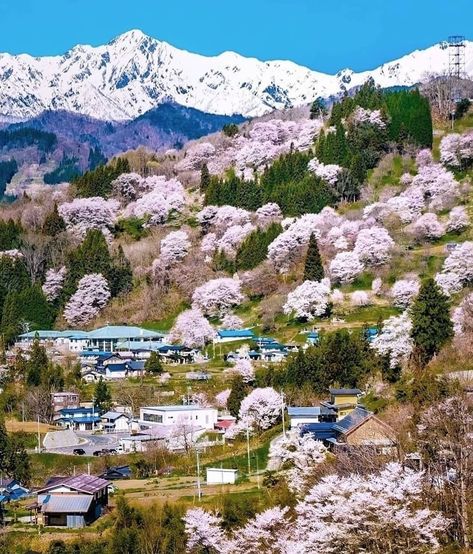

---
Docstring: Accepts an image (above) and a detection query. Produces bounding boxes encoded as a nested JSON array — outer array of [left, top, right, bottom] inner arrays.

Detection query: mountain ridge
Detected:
[[0, 29, 472, 121]]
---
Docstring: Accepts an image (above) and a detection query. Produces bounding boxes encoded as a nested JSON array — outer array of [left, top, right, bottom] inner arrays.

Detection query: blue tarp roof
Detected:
[[218, 329, 255, 338]]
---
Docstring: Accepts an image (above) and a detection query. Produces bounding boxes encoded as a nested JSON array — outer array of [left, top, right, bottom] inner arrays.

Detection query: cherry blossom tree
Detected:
[[42, 266, 66, 302], [283, 279, 331, 320], [158, 230, 191, 267], [125, 177, 186, 225], [232, 359, 255, 383], [441, 241, 473, 287], [329, 251, 364, 284], [270, 428, 327, 492], [176, 142, 216, 171], [200, 232, 217, 256], [215, 389, 231, 408], [307, 158, 342, 185], [63, 273, 111, 326], [440, 132, 473, 169], [435, 271, 464, 296], [255, 203, 282, 226], [451, 293, 473, 335], [411, 213, 445, 240], [169, 308, 216, 348], [220, 312, 243, 330], [330, 289, 344, 305], [192, 277, 244, 316], [351, 106, 387, 128], [213, 206, 251, 230], [371, 312, 413, 368], [111, 172, 144, 201], [410, 164, 459, 211], [372, 277, 383, 296], [416, 149, 434, 168], [59, 197, 119, 238], [238, 387, 283, 431], [354, 227, 395, 266], [184, 508, 230, 554], [447, 206, 470, 233], [218, 223, 255, 257], [284, 462, 447, 553], [350, 290, 371, 307], [390, 279, 420, 308]]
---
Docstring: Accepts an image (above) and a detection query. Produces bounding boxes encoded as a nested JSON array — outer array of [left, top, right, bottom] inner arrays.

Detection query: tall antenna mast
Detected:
[[447, 35, 466, 127]]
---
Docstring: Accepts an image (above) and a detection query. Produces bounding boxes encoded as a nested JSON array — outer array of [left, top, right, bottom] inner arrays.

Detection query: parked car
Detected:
[[73, 448, 86, 456], [92, 450, 103, 457]]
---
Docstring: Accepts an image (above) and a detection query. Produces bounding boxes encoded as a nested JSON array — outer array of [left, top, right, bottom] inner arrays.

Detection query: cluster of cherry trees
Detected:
[[435, 241, 473, 295], [184, 462, 447, 553], [440, 131, 473, 169], [176, 118, 321, 177], [59, 197, 119, 239]]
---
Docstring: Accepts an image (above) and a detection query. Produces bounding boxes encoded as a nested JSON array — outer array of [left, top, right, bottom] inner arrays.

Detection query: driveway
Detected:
[[45, 432, 126, 456]]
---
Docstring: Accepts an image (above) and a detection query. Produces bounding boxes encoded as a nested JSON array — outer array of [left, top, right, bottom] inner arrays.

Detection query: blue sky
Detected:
[[0, 0, 471, 73]]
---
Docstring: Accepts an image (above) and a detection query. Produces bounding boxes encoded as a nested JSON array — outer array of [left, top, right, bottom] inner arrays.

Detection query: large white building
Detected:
[[139, 405, 218, 430]]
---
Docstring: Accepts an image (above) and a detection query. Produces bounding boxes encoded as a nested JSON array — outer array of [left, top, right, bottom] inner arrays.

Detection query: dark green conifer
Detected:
[[303, 233, 324, 282]]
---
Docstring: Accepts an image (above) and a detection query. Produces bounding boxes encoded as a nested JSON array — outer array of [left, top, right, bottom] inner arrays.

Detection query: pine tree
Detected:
[[94, 377, 112, 413], [410, 278, 454, 368], [42, 203, 66, 236], [310, 97, 327, 119], [200, 163, 211, 192], [26, 337, 48, 387], [227, 375, 248, 419], [145, 351, 163, 374], [303, 233, 324, 282], [0, 417, 8, 470], [1, 290, 22, 345]]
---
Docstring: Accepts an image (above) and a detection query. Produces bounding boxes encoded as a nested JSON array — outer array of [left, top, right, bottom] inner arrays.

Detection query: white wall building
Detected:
[[139, 405, 218, 430], [206, 468, 238, 485]]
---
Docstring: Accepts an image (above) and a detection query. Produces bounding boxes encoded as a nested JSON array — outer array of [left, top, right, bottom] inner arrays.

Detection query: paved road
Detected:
[[45, 432, 126, 456]]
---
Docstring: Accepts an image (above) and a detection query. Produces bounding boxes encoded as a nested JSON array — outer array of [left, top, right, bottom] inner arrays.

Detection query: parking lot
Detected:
[[45, 431, 126, 456]]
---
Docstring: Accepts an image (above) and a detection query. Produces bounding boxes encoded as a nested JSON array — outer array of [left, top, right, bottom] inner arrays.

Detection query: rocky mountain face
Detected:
[[1, 30, 472, 121]]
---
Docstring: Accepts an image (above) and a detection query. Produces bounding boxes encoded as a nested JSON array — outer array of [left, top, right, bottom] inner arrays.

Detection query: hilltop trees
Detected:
[[410, 278, 453, 368]]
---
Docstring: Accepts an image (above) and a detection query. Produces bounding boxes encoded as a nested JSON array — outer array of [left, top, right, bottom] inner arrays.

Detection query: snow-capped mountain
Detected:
[[0, 30, 472, 121]]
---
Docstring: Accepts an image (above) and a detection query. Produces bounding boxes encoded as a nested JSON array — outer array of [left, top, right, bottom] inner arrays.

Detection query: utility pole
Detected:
[[246, 425, 251, 476], [281, 391, 286, 438], [37, 415, 41, 453], [196, 449, 202, 501]]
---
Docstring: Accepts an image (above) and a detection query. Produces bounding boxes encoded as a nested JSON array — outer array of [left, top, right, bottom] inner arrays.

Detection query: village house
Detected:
[[139, 405, 218, 430], [51, 392, 80, 415], [33, 475, 109, 528], [302, 406, 396, 453], [288, 406, 337, 428], [100, 411, 131, 433], [86, 325, 166, 353], [55, 407, 101, 431], [321, 388, 363, 419]]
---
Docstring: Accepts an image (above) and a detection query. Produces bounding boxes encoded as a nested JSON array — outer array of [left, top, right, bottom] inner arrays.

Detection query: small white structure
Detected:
[[140, 405, 218, 430], [101, 411, 130, 433], [287, 407, 325, 428], [206, 468, 238, 485]]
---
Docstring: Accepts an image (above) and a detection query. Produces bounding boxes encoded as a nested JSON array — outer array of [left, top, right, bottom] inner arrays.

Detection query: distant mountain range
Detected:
[[1, 30, 472, 122]]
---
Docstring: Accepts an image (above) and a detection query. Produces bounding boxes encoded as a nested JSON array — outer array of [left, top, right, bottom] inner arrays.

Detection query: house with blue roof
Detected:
[[55, 407, 101, 431], [301, 406, 395, 453], [288, 406, 337, 428], [306, 331, 320, 345], [215, 329, 255, 343]]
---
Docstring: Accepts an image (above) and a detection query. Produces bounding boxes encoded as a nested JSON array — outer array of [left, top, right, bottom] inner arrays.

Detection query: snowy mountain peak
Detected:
[[0, 31, 472, 122]]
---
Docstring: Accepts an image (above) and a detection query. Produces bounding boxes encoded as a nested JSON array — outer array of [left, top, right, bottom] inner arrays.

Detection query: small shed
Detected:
[[206, 468, 238, 485]]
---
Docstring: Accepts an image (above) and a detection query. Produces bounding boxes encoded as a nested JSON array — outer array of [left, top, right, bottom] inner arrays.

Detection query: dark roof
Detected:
[[301, 422, 337, 441], [105, 363, 128, 372], [0, 478, 17, 489], [59, 407, 95, 415], [329, 388, 362, 396], [99, 466, 132, 480], [333, 407, 371, 434], [38, 474, 109, 495], [127, 360, 145, 371]]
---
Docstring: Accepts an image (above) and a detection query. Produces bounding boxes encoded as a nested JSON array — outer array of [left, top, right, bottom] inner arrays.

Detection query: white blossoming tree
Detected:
[[330, 251, 364, 284], [390, 279, 420, 308], [63, 273, 111, 326], [169, 308, 216, 348], [42, 266, 66, 302], [371, 312, 413, 368], [283, 279, 331, 320], [192, 277, 244, 316]]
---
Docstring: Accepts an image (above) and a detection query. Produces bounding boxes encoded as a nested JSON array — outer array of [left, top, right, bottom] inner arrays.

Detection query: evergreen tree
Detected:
[[310, 97, 327, 119], [109, 245, 133, 297], [200, 163, 211, 192], [227, 375, 249, 418], [145, 351, 163, 375], [0, 417, 8, 470], [42, 203, 66, 236], [6, 434, 31, 484], [410, 278, 454, 368], [1, 290, 22, 345], [94, 377, 112, 413], [18, 285, 54, 329], [26, 337, 49, 387], [303, 233, 324, 282]]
